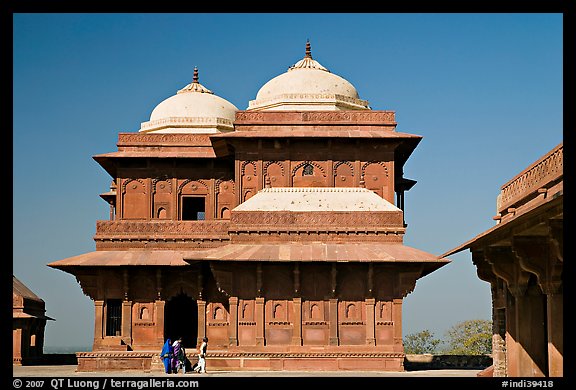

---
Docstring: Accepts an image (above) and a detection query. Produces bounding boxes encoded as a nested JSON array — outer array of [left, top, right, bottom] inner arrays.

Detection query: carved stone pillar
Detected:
[[121, 300, 132, 346], [472, 250, 507, 376], [197, 300, 206, 345], [94, 300, 104, 348], [121, 269, 132, 346], [513, 234, 563, 377], [255, 297, 265, 346], [228, 297, 238, 347], [505, 287, 519, 377], [514, 285, 546, 377], [329, 298, 338, 346], [291, 297, 302, 346], [365, 298, 376, 346], [546, 291, 563, 377], [513, 237, 552, 377], [392, 298, 403, 352], [486, 246, 530, 377], [155, 300, 165, 345], [493, 304, 507, 377]]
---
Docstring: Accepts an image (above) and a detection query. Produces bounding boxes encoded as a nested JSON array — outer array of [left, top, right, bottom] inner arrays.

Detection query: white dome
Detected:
[[248, 41, 370, 111], [140, 68, 238, 134]]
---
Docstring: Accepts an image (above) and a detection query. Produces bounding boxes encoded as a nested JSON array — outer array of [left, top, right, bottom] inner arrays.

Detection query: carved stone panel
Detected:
[[122, 179, 148, 219]]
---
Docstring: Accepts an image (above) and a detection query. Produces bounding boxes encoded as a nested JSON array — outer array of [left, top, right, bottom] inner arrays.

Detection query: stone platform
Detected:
[[75, 350, 405, 372]]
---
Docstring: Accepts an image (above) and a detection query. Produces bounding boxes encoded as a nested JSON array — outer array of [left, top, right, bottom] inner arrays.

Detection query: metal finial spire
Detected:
[[193, 66, 199, 83], [177, 66, 213, 94], [305, 39, 312, 59]]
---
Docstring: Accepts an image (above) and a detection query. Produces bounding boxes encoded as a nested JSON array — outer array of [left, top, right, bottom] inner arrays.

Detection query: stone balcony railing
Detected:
[[497, 143, 563, 214]]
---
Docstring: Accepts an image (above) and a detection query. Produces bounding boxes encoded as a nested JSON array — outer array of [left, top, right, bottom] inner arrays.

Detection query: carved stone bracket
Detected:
[[548, 219, 563, 262], [513, 236, 562, 295], [484, 246, 530, 298], [471, 250, 497, 285], [394, 270, 420, 298]]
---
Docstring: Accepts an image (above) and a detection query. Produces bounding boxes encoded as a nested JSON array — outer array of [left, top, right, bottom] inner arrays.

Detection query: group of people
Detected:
[[160, 336, 208, 374]]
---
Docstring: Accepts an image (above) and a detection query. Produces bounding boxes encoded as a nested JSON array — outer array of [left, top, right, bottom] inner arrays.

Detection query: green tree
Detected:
[[443, 319, 492, 355], [403, 329, 441, 354]]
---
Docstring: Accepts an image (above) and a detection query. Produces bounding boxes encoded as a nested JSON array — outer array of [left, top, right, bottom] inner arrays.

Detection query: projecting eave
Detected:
[[13, 312, 55, 321], [48, 250, 190, 271], [211, 129, 422, 140], [441, 194, 563, 259], [181, 242, 449, 274], [93, 149, 219, 177]]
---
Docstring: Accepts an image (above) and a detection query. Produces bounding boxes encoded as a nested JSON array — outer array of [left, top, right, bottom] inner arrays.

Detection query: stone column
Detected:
[[365, 298, 376, 346], [228, 297, 238, 347], [291, 297, 302, 346], [121, 300, 132, 346], [513, 236, 553, 377], [514, 286, 546, 377], [493, 305, 507, 377], [94, 300, 104, 342], [155, 300, 165, 345], [197, 300, 206, 345], [392, 298, 403, 352], [13, 327, 22, 362], [546, 291, 563, 377], [486, 246, 530, 377], [255, 297, 265, 346], [505, 289, 519, 377], [329, 298, 338, 346], [473, 250, 507, 376]]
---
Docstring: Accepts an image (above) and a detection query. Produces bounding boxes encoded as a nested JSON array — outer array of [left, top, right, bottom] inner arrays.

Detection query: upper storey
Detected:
[[139, 67, 238, 134], [248, 41, 370, 111]]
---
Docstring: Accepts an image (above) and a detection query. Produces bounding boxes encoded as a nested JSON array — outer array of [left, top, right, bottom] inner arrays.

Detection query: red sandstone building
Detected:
[[48, 42, 449, 372], [13, 275, 53, 365], [444, 143, 563, 377]]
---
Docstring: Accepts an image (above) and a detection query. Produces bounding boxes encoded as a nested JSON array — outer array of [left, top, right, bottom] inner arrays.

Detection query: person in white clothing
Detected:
[[193, 337, 208, 373]]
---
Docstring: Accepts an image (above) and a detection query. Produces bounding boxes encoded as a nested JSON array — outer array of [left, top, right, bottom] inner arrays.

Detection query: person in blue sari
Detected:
[[160, 338, 174, 374]]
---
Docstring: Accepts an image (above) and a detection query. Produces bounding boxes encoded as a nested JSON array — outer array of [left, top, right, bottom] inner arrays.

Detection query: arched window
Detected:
[[302, 163, 314, 176], [157, 207, 167, 219], [214, 306, 224, 320], [220, 207, 230, 219], [273, 303, 284, 319], [311, 304, 321, 319], [346, 303, 356, 319]]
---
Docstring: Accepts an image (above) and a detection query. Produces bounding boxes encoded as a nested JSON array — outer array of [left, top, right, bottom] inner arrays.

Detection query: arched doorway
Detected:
[[164, 293, 198, 349]]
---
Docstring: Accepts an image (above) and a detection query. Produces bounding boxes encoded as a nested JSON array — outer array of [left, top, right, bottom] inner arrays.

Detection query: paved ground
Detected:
[[13, 365, 482, 377]]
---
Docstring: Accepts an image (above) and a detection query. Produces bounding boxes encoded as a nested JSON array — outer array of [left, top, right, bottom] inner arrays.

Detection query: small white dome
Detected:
[[140, 67, 238, 134], [248, 41, 370, 111]]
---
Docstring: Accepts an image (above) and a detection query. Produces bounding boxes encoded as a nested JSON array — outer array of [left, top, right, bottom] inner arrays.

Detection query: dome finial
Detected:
[[177, 66, 213, 94], [193, 66, 199, 84], [305, 39, 312, 59]]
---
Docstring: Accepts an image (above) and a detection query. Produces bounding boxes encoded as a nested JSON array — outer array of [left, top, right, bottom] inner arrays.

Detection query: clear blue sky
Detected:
[[13, 13, 563, 351]]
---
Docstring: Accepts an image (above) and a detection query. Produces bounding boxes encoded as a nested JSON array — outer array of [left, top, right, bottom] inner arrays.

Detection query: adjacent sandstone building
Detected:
[[13, 275, 54, 365], [48, 42, 449, 372], [443, 143, 563, 377]]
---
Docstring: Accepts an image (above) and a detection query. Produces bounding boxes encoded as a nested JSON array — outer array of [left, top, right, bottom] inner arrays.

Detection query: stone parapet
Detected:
[[94, 220, 230, 250], [234, 110, 397, 126], [498, 143, 562, 214], [117, 132, 214, 147]]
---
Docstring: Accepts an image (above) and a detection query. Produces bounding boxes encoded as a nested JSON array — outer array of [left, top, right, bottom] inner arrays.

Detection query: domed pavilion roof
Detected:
[[248, 41, 370, 111], [140, 67, 238, 134]]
